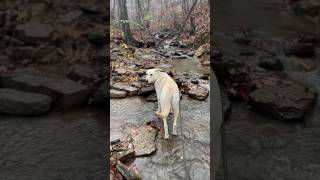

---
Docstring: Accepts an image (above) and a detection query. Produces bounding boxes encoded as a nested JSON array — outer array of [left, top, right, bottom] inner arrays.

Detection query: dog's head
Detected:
[[145, 68, 160, 83]]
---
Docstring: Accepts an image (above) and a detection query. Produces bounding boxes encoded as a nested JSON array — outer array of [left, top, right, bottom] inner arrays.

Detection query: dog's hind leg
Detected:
[[163, 117, 169, 139], [172, 92, 180, 136]]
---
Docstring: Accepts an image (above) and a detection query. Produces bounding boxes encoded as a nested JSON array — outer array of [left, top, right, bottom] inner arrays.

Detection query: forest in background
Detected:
[[110, 0, 209, 48]]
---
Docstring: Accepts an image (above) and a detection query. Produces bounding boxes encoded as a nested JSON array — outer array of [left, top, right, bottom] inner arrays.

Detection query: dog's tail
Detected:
[[156, 98, 171, 119]]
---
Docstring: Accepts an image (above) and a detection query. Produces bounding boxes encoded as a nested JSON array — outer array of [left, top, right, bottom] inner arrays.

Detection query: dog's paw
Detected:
[[172, 130, 178, 136], [164, 134, 170, 139]]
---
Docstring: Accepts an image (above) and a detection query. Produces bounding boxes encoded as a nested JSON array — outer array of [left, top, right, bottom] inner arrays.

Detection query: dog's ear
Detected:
[[154, 68, 162, 73]]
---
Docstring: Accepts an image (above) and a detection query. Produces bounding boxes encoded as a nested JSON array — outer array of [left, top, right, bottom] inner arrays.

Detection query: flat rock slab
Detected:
[[0, 73, 89, 109], [111, 83, 138, 96], [131, 126, 157, 156], [188, 85, 209, 100], [15, 23, 56, 43], [110, 89, 126, 99], [0, 88, 52, 116], [249, 83, 316, 121]]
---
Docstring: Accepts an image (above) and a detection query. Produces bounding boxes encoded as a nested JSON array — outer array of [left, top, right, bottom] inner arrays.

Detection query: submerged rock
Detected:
[[0, 88, 52, 116], [132, 126, 157, 156], [249, 83, 316, 121]]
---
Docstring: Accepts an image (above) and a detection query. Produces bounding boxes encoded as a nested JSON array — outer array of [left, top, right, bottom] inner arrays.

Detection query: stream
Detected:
[[214, 0, 320, 179]]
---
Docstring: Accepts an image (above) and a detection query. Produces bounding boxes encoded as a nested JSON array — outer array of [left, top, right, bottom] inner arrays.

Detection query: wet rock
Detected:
[[118, 149, 135, 163], [191, 79, 199, 84], [67, 64, 97, 85], [178, 41, 187, 48], [15, 22, 56, 43], [114, 68, 127, 75], [132, 126, 157, 156], [0, 88, 52, 116], [111, 83, 138, 96], [187, 50, 195, 56], [284, 42, 315, 57], [146, 93, 157, 102], [0, 73, 89, 109], [233, 32, 250, 45], [87, 31, 106, 45], [249, 83, 316, 121], [138, 86, 155, 96], [10, 46, 34, 62], [110, 89, 126, 99], [60, 10, 82, 23], [172, 55, 188, 59], [188, 85, 209, 100], [78, 3, 101, 14], [116, 161, 142, 180], [258, 57, 284, 71]]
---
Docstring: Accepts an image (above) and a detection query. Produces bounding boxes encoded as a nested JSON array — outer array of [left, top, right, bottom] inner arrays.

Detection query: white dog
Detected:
[[145, 69, 180, 139]]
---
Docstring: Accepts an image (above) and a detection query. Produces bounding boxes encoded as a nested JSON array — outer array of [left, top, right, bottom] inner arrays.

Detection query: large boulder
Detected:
[[0, 73, 89, 109], [0, 88, 52, 116], [249, 83, 316, 121]]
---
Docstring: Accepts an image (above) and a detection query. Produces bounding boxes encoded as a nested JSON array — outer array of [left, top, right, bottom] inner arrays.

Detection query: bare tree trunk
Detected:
[[119, 0, 141, 47]]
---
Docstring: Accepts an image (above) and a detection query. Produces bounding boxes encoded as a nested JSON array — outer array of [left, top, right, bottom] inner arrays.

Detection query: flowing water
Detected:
[[0, 108, 107, 180]]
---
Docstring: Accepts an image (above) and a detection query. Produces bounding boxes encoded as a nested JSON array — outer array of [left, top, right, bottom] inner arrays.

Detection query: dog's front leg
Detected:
[[163, 118, 169, 139]]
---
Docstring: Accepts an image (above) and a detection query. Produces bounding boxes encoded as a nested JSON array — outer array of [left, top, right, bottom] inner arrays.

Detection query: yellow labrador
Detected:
[[145, 69, 180, 139]]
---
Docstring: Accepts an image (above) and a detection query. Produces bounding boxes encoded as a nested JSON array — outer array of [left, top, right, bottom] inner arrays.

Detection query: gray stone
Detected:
[[0, 73, 89, 109], [0, 88, 52, 116], [146, 93, 157, 102], [118, 149, 135, 163], [188, 85, 209, 100], [132, 126, 157, 156], [111, 83, 138, 96], [116, 161, 142, 180], [259, 56, 283, 71], [284, 42, 315, 57], [110, 89, 126, 99], [138, 86, 155, 96], [15, 23, 56, 43], [67, 64, 97, 85], [114, 68, 127, 75], [249, 83, 316, 121], [60, 10, 82, 23]]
